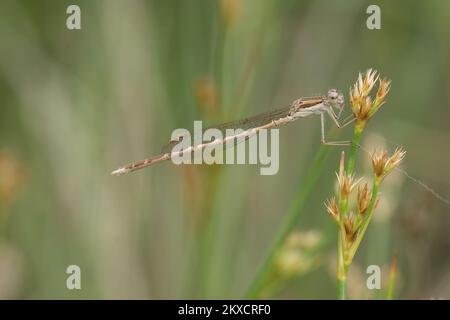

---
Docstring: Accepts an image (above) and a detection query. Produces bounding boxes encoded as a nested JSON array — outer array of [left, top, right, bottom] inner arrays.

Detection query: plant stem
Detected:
[[337, 277, 347, 300], [337, 233, 347, 300], [336, 125, 363, 299], [245, 145, 331, 298], [349, 179, 380, 261], [346, 126, 363, 176], [386, 255, 398, 300]]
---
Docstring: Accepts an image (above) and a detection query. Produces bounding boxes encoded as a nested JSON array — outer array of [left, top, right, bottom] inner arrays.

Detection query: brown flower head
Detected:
[[336, 172, 362, 199], [369, 78, 391, 117], [325, 197, 339, 222], [371, 147, 406, 180], [357, 182, 371, 215], [344, 213, 357, 241], [350, 69, 391, 129]]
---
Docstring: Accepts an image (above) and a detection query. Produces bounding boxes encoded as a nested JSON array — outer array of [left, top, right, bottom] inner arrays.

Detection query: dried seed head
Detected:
[[385, 147, 406, 174], [351, 70, 378, 109], [369, 78, 392, 117], [357, 182, 371, 215], [344, 213, 357, 240], [371, 148, 406, 180], [376, 78, 391, 101], [325, 197, 339, 221], [349, 87, 359, 113], [357, 96, 373, 121], [336, 172, 362, 199], [350, 69, 391, 128], [353, 69, 378, 99], [371, 149, 388, 178], [362, 69, 379, 96]]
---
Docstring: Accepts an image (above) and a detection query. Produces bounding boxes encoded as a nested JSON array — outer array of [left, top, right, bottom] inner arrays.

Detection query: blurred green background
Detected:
[[0, 0, 449, 299]]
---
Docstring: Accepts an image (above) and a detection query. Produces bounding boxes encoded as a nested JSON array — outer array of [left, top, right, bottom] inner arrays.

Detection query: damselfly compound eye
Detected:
[[328, 89, 339, 100]]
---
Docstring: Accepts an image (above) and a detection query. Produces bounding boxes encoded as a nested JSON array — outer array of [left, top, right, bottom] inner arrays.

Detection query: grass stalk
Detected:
[[346, 127, 363, 176], [386, 255, 398, 300], [335, 126, 363, 297], [337, 233, 347, 299], [348, 180, 379, 260]]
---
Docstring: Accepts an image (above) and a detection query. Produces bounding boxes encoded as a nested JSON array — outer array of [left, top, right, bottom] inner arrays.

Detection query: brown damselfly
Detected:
[[111, 89, 354, 175]]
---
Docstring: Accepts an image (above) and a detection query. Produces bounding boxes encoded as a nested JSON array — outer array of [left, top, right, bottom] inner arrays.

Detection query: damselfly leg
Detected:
[[320, 110, 355, 146]]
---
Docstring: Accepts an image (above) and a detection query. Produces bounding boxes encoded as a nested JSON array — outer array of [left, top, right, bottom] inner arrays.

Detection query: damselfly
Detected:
[[111, 89, 354, 175]]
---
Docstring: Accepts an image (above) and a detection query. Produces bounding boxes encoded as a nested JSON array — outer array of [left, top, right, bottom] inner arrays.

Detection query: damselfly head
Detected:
[[325, 88, 344, 118]]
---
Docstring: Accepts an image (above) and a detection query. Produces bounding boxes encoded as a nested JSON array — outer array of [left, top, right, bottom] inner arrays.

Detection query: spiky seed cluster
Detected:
[[325, 197, 339, 222], [371, 78, 391, 117], [357, 182, 371, 215], [371, 147, 406, 180], [343, 213, 357, 241], [385, 148, 406, 172], [336, 172, 362, 199], [350, 69, 378, 119], [371, 149, 388, 177], [350, 69, 391, 129]]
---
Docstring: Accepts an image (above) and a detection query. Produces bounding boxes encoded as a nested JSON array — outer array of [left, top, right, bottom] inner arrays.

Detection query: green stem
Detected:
[[337, 277, 347, 300], [339, 125, 362, 228], [335, 124, 364, 299], [337, 232, 347, 300], [346, 127, 363, 176], [245, 145, 331, 298], [386, 255, 398, 300], [386, 278, 395, 300], [349, 180, 380, 261]]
